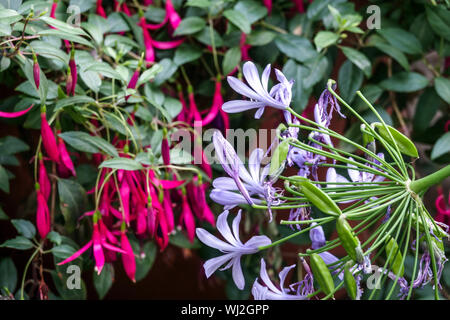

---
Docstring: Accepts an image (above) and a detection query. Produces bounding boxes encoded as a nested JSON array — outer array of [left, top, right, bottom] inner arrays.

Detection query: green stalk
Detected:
[[410, 164, 450, 194]]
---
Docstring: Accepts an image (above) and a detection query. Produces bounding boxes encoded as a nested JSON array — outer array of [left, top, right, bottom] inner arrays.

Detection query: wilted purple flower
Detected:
[[223, 62, 289, 118], [212, 130, 279, 212], [196, 210, 271, 290], [309, 223, 344, 280], [287, 207, 310, 231], [252, 258, 309, 300]]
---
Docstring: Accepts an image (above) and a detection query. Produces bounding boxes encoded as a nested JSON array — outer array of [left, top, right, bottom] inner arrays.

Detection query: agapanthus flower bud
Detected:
[[33, 53, 40, 90], [40, 106, 60, 163], [36, 183, 51, 239]]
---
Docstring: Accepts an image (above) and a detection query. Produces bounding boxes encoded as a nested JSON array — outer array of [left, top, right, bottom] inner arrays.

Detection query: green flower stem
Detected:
[[281, 216, 334, 225], [407, 203, 421, 300], [280, 175, 395, 185], [410, 164, 450, 194], [20, 245, 41, 300], [258, 217, 335, 251], [345, 191, 406, 216]]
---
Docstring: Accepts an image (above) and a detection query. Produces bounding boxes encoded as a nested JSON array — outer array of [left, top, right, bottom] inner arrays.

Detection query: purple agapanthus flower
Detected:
[[252, 259, 310, 300], [222, 62, 290, 119], [211, 130, 281, 216], [196, 210, 272, 290]]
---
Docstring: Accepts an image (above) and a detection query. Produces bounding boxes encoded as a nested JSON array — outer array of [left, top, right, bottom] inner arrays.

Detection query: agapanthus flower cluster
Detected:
[[197, 61, 449, 300]]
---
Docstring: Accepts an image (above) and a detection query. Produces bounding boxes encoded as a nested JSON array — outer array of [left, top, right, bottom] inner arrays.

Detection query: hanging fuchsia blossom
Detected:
[[57, 131, 76, 177], [40, 106, 60, 163], [38, 153, 51, 201], [50, 0, 58, 23], [58, 213, 126, 275], [36, 183, 51, 239], [180, 190, 196, 242], [263, 0, 272, 15], [196, 210, 271, 290], [68, 47, 77, 96], [161, 128, 170, 165], [120, 225, 136, 283]]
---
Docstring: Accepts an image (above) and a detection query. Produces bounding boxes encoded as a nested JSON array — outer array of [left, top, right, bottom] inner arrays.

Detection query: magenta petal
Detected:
[[160, 179, 185, 189], [36, 191, 51, 239], [57, 240, 93, 265], [58, 138, 76, 176], [41, 113, 60, 163], [152, 38, 185, 50], [93, 225, 105, 274], [121, 232, 136, 282], [0, 104, 34, 118], [201, 80, 223, 126], [39, 160, 51, 201]]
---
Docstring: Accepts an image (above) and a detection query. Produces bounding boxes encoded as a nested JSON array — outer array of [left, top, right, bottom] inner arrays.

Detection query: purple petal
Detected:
[[203, 253, 234, 278], [248, 148, 263, 182], [244, 235, 272, 249], [232, 256, 245, 290], [213, 177, 238, 190], [222, 100, 267, 113], [227, 76, 262, 101], [217, 210, 239, 246], [196, 227, 234, 252], [258, 258, 281, 293]]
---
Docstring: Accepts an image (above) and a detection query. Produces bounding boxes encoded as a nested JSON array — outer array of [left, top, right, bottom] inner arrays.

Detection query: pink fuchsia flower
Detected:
[[96, 0, 106, 18], [435, 190, 450, 226], [293, 0, 305, 13], [0, 104, 34, 118], [58, 213, 126, 275], [161, 128, 170, 165], [57, 131, 76, 177], [240, 33, 251, 62], [165, 0, 181, 33], [50, 0, 58, 22], [38, 153, 51, 201], [180, 190, 196, 242], [36, 183, 51, 239], [263, 0, 272, 15], [120, 225, 136, 283], [187, 176, 215, 227], [196, 210, 272, 290], [33, 53, 40, 90], [201, 78, 224, 126], [40, 106, 60, 163]]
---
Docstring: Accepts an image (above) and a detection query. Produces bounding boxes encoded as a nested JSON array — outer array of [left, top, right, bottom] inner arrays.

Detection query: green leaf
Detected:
[[153, 58, 178, 86], [0, 206, 8, 220], [30, 40, 69, 65], [93, 263, 114, 300], [302, 55, 328, 88], [168, 148, 193, 164], [0, 9, 22, 24], [222, 47, 241, 76], [84, 62, 123, 80], [434, 77, 450, 104], [426, 5, 450, 42], [340, 46, 371, 77], [234, 0, 267, 24], [338, 59, 363, 103], [431, 132, 450, 160], [173, 44, 203, 66], [11, 219, 36, 239], [296, 178, 342, 216], [0, 257, 17, 293], [413, 87, 442, 134], [275, 34, 317, 63], [379, 72, 429, 93], [0, 136, 29, 155], [1, 236, 34, 250], [132, 240, 157, 282], [169, 231, 201, 249], [80, 69, 101, 93], [195, 27, 223, 47], [0, 165, 10, 193], [173, 17, 206, 36], [59, 131, 118, 157], [163, 97, 183, 119], [51, 264, 87, 300], [51, 245, 77, 260], [186, 0, 211, 8], [314, 31, 340, 51], [137, 63, 163, 86], [37, 29, 94, 48], [377, 27, 422, 55], [282, 60, 311, 111], [370, 38, 409, 71], [374, 123, 419, 158], [55, 96, 96, 110], [47, 231, 62, 246], [246, 30, 276, 46], [57, 179, 87, 233], [99, 157, 143, 171], [223, 9, 251, 34], [40, 16, 90, 37]]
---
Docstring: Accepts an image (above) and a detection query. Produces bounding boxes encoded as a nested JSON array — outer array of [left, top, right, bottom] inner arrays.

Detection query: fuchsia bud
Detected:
[[66, 67, 73, 96], [162, 189, 174, 232], [161, 128, 170, 165], [69, 46, 77, 96], [57, 131, 76, 177], [126, 58, 142, 101], [239, 33, 251, 62], [40, 106, 60, 163], [36, 183, 51, 239], [120, 225, 136, 283], [33, 53, 40, 90], [96, 0, 106, 18], [201, 77, 223, 126], [38, 153, 51, 201], [293, 0, 305, 13], [50, 0, 58, 20]]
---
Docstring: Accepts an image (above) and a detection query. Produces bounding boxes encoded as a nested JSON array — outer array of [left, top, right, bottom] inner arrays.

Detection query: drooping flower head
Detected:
[[196, 210, 271, 290]]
